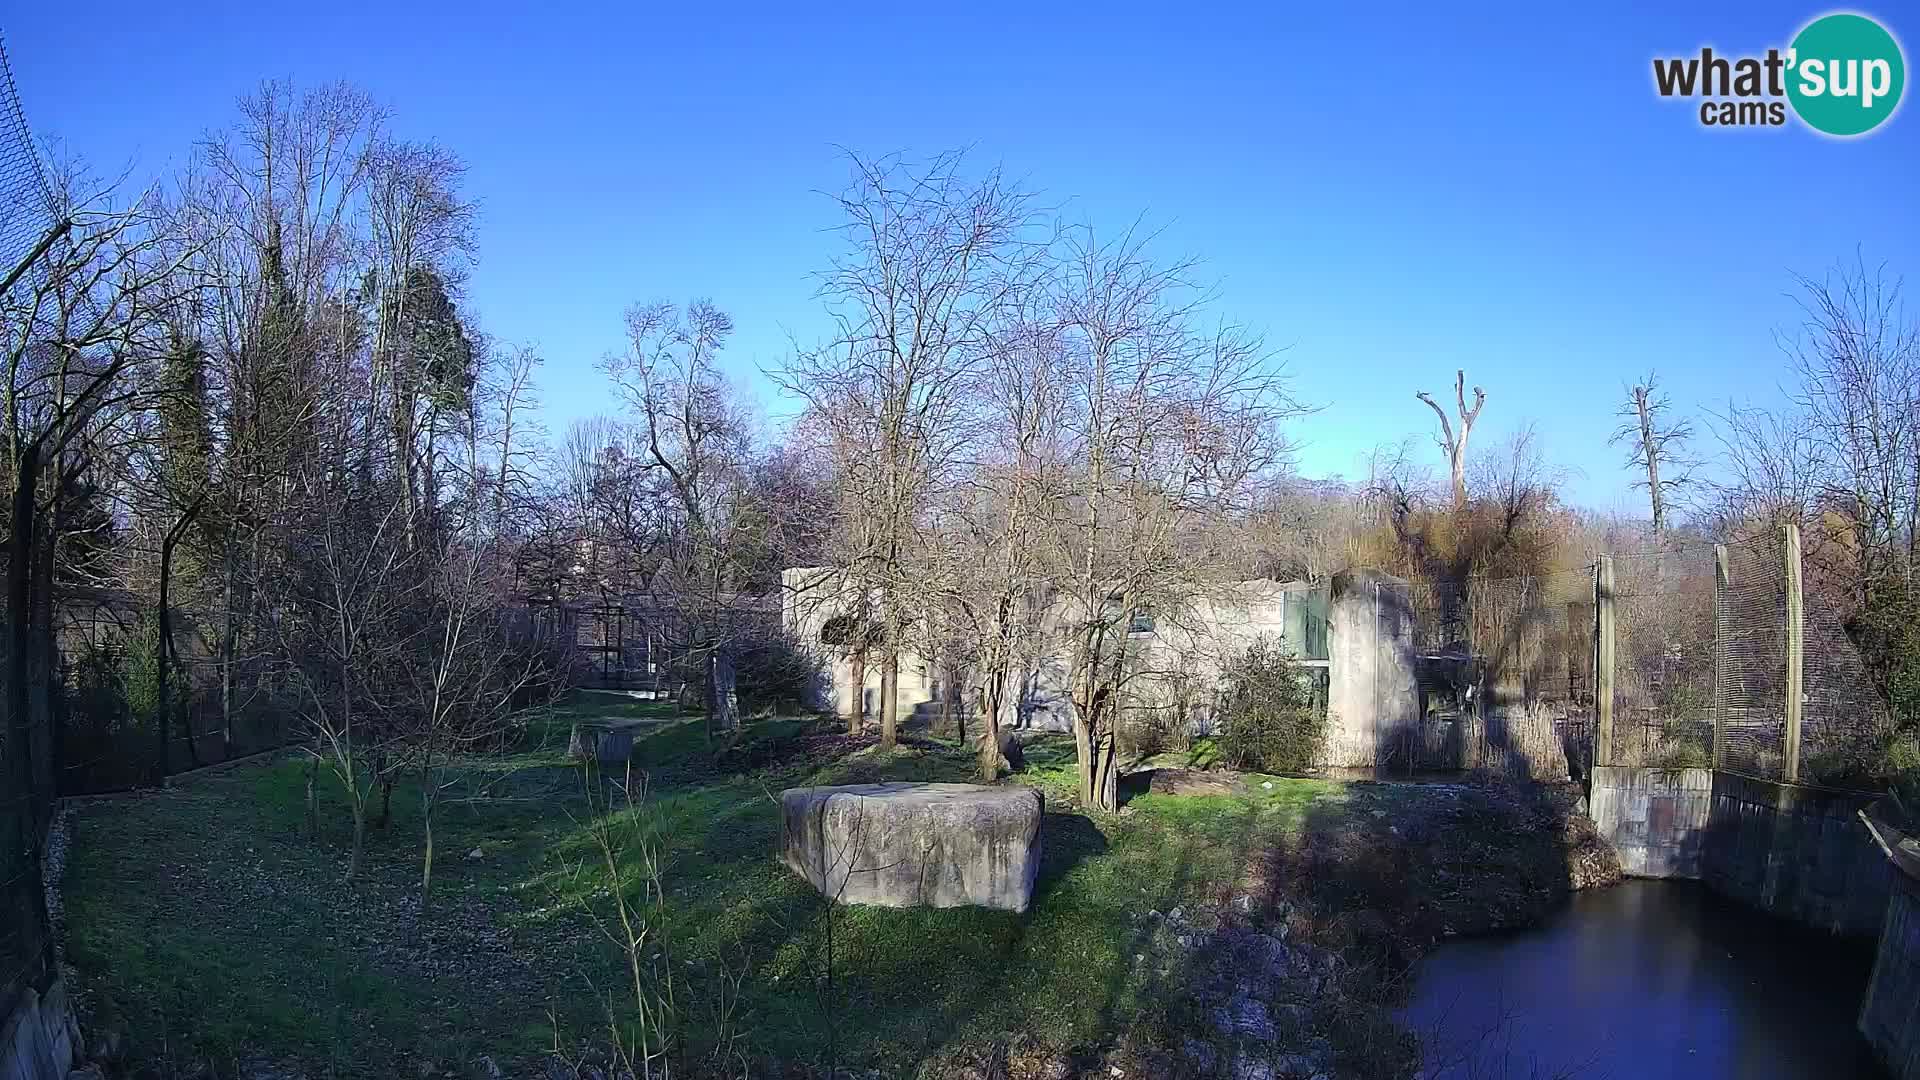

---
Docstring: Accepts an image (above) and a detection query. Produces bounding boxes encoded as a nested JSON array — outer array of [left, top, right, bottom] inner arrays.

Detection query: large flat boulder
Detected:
[[779, 782, 1043, 913]]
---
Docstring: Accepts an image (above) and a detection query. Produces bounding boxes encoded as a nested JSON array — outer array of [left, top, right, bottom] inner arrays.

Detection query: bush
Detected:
[[732, 629, 823, 714], [1216, 637, 1325, 775], [1882, 736, 1919, 820]]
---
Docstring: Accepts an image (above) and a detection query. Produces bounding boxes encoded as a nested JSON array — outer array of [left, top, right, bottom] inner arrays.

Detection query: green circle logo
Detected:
[[1787, 13, 1906, 136]]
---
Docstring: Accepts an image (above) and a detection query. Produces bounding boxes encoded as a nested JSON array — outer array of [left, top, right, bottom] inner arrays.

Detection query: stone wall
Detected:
[[1589, 765, 1890, 936], [1860, 868, 1920, 1080], [0, 979, 80, 1080]]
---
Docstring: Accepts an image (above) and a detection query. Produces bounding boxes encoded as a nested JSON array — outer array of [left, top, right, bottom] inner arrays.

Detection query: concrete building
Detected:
[[780, 564, 1571, 779]]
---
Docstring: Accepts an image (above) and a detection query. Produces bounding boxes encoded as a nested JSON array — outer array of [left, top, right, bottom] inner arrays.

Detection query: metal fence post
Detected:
[[1595, 555, 1615, 768], [1713, 543, 1729, 771], [1783, 523, 1804, 784]]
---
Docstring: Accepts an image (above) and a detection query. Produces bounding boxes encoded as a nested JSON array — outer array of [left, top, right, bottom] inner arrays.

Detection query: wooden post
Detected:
[[1783, 523, 1804, 784], [1712, 543, 1729, 771], [1595, 555, 1615, 768]]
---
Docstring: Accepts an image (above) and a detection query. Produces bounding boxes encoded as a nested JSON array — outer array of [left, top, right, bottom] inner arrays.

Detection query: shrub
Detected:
[[1216, 637, 1325, 775], [732, 628, 823, 714]]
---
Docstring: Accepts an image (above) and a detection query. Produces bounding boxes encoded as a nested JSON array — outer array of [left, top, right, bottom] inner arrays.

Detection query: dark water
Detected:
[[1403, 880, 1886, 1079]]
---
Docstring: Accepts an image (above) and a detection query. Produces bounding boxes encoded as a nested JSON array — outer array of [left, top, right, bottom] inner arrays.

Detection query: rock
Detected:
[[567, 720, 636, 763], [470, 1055, 503, 1080], [778, 782, 1044, 912], [1034, 1055, 1073, 1080], [467, 847, 484, 860], [66, 1069, 106, 1080], [1211, 995, 1276, 1041], [1183, 1039, 1218, 1073], [1231, 1061, 1275, 1080], [997, 729, 1026, 772]]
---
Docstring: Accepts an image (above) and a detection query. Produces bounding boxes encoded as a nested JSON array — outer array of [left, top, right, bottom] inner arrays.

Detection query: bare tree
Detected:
[[1416, 369, 1485, 508], [927, 306, 1064, 778], [602, 300, 757, 733], [1041, 224, 1301, 811], [776, 150, 1042, 750], [1610, 372, 1696, 535], [411, 342, 559, 901], [273, 466, 420, 880], [1712, 258, 1919, 717]]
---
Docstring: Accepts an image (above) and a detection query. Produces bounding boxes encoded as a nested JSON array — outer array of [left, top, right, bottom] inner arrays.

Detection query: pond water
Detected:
[[1403, 879, 1887, 1079]]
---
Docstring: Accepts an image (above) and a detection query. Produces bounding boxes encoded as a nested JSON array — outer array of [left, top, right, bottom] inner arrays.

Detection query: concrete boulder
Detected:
[[779, 782, 1043, 912]]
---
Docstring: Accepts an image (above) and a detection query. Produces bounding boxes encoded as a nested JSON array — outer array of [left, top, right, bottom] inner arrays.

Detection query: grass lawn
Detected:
[[60, 695, 1577, 1078]]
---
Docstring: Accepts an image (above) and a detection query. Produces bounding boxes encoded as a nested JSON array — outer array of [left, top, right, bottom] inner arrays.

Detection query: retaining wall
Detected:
[[1590, 765, 1891, 937], [1587, 766, 1712, 878], [1860, 868, 1920, 1080]]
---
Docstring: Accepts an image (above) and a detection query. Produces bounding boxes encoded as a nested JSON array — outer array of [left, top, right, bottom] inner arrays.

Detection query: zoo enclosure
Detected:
[[1394, 524, 1888, 790], [1598, 524, 1890, 789]]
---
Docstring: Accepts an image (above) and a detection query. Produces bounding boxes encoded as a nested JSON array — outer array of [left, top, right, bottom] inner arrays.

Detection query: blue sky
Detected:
[[7, 2, 1916, 510]]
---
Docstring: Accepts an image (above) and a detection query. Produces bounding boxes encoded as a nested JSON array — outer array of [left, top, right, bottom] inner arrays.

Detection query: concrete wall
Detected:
[[1860, 868, 1920, 1080], [1698, 772, 1892, 936], [779, 567, 1322, 735], [1589, 765, 1891, 937], [1324, 570, 1417, 769], [1588, 766, 1713, 878], [0, 979, 80, 1080]]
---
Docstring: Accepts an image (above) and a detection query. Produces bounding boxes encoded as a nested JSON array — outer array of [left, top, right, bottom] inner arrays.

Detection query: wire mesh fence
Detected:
[[1802, 577, 1894, 787], [1593, 528, 1893, 790], [1610, 545, 1717, 769], [1383, 527, 1891, 790], [0, 28, 58, 1030], [1714, 532, 1791, 778], [52, 594, 298, 795], [1402, 568, 1594, 779]]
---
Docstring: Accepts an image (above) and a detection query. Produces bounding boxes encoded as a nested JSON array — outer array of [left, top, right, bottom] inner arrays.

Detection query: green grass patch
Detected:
[[62, 694, 1365, 1076]]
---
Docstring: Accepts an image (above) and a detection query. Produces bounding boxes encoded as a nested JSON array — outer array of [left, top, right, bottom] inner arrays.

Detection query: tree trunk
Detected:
[[978, 671, 1005, 783], [1634, 386, 1665, 534], [305, 753, 319, 837], [421, 795, 435, 903], [848, 648, 867, 735], [420, 745, 437, 905], [879, 649, 898, 750], [7, 448, 41, 809], [1073, 713, 1094, 806], [156, 523, 203, 772], [220, 533, 235, 757], [1093, 732, 1118, 812], [376, 774, 394, 829], [952, 671, 965, 745], [348, 802, 366, 881]]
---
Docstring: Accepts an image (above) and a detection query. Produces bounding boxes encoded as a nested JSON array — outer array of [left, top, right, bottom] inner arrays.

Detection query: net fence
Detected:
[[1715, 532, 1790, 778], [1611, 545, 1717, 769], [52, 589, 297, 795], [0, 28, 58, 1028], [1599, 530, 1891, 788], [1403, 567, 1593, 779], [1388, 529, 1891, 789], [1802, 577, 1893, 787]]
